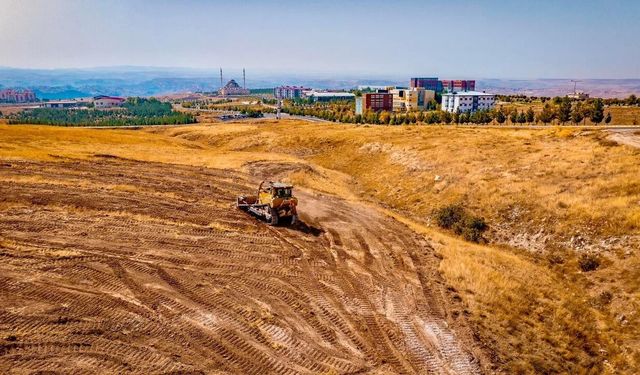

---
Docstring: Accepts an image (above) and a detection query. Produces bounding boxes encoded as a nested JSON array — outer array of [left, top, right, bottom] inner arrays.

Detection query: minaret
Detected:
[[243, 68, 246, 89], [219, 68, 223, 89]]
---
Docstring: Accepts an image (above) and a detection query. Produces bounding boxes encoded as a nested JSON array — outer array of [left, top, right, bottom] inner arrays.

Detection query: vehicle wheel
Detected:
[[269, 208, 279, 226], [290, 215, 297, 226]]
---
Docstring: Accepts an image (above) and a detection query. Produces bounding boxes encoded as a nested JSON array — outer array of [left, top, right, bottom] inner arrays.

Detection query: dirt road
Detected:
[[0, 157, 485, 374], [608, 128, 640, 148]]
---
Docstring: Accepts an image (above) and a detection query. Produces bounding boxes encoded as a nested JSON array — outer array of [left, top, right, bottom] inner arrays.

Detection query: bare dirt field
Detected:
[[0, 156, 485, 374], [1, 121, 639, 374]]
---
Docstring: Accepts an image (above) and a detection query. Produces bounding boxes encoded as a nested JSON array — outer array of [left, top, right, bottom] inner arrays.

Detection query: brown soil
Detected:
[[0, 157, 487, 374]]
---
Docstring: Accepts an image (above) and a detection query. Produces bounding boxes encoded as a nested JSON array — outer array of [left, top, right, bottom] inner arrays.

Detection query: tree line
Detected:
[[8, 97, 195, 126], [279, 97, 611, 126], [500, 94, 640, 107]]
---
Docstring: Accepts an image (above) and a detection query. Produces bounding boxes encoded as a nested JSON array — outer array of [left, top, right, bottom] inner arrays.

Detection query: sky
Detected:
[[1, 0, 639, 79]]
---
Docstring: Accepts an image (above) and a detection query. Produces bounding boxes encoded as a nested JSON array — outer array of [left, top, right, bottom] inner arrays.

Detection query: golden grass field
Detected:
[[2, 120, 639, 374]]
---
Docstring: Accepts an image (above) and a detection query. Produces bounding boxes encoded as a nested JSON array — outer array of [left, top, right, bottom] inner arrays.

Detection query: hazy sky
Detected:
[[1, 0, 639, 78]]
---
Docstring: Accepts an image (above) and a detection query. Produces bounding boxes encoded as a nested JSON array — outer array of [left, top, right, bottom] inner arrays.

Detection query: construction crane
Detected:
[[571, 79, 582, 94]]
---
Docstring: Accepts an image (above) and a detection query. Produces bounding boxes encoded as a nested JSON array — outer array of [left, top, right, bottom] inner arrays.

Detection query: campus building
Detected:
[[93, 95, 126, 108], [0, 89, 36, 103], [567, 91, 590, 100], [441, 91, 495, 113], [355, 92, 393, 114], [274, 86, 307, 99], [390, 87, 435, 111], [409, 78, 440, 92], [409, 78, 477, 93], [40, 101, 87, 109], [440, 80, 476, 93]]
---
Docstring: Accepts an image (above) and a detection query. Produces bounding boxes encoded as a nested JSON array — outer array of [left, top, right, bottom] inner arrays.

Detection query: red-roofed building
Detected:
[[440, 80, 475, 93], [93, 95, 126, 108]]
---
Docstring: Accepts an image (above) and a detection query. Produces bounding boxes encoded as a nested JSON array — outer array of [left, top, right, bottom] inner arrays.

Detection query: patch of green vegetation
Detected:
[[8, 98, 195, 126], [434, 204, 487, 242], [579, 253, 601, 272]]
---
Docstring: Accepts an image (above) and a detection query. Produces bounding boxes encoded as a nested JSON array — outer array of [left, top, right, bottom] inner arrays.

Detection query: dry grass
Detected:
[[607, 106, 640, 125], [2, 121, 640, 373]]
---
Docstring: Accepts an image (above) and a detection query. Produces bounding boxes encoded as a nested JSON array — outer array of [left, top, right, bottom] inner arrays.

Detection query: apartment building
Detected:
[[441, 91, 495, 113]]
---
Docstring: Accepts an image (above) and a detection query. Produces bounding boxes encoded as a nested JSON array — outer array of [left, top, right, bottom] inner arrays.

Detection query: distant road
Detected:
[[261, 112, 332, 123]]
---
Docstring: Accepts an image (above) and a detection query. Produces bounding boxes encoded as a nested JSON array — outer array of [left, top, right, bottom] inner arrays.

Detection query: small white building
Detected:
[[441, 91, 495, 113], [566, 91, 589, 100], [94, 95, 126, 108]]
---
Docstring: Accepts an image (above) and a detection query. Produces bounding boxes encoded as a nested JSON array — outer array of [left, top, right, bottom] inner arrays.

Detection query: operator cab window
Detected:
[[275, 188, 292, 198]]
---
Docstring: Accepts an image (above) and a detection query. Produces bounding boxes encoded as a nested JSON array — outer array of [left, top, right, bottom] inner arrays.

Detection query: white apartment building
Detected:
[[441, 91, 496, 113]]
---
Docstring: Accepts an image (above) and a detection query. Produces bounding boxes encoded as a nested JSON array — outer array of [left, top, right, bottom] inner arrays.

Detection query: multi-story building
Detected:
[[440, 80, 476, 93], [355, 92, 393, 114], [409, 78, 477, 94], [441, 91, 495, 113], [0, 89, 36, 103], [409, 78, 440, 92], [274, 86, 306, 99], [390, 88, 435, 111]]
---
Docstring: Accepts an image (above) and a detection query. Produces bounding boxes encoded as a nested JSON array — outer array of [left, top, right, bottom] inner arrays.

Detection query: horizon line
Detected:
[[0, 66, 639, 81]]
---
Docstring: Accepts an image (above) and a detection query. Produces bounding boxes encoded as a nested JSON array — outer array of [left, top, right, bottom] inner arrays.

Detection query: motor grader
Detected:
[[237, 181, 298, 225]]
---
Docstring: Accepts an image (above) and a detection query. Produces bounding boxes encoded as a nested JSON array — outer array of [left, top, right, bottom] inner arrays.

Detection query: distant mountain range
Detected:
[[1, 67, 638, 99]]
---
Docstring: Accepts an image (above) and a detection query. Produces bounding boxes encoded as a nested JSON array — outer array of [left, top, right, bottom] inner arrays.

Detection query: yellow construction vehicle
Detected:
[[237, 181, 298, 225]]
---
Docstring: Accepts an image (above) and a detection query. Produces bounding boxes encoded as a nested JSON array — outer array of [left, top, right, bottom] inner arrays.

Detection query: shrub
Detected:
[[456, 216, 487, 242], [435, 204, 465, 229], [579, 254, 600, 272], [434, 204, 488, 243]]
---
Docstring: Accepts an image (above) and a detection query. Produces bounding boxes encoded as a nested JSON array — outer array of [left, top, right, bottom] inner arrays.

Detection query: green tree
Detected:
[[525, 107, 535, 123], [571, 103, 584, 124], [495, 109, 506, 124], [509, 110, 518, 124], [429, 111, 441, 124], [626, 94, 637, 106], [441, 111, 452, 124], [538, 103, 556, 125], [379, 111, 391, 125], [558, 98, 572, 124], [605, 112, 612, 124], [517, 111, 527, 124], [589, 99, 605, 124]]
